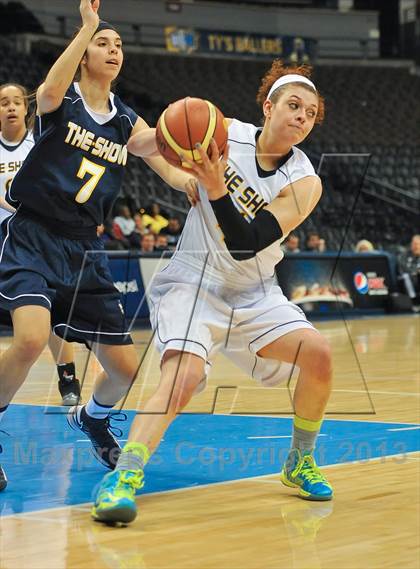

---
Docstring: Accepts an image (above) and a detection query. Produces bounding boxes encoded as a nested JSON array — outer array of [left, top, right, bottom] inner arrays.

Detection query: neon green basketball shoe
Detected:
[[280, 449, 333, 501], [91, 469, 144, 524]]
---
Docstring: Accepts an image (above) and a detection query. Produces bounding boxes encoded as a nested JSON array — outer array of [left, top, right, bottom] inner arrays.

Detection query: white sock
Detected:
[[85, 395, 113, 420]]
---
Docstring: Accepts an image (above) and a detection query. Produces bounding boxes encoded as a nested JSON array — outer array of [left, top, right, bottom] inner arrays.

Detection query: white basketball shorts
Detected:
[[148, 261, 317, 387]]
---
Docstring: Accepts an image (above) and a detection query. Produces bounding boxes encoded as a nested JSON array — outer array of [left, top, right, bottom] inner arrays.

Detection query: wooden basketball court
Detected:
[[0, 314, 419, 568]]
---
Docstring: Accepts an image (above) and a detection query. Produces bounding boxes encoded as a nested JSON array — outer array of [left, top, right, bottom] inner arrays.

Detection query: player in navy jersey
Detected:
[[0, 82, 83, 408], [0, 0, 196, 492]]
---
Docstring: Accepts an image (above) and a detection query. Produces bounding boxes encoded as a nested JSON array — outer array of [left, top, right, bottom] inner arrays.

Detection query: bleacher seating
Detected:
[[1, 37, 418, 250]]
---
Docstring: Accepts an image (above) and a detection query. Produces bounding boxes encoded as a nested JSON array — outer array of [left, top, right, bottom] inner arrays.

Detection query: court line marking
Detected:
[[222, 388, 420, 397], [2, 451, 419, 522], [216, 414, 420, 425], [334, 389, 420, 397], [6, 402, 420, 427], [75, 426, 412, 443], [387, 426, 420, 432], [247, 434, 327, 440], [10, 386, 420, 411], [251, 478, 282, 484]]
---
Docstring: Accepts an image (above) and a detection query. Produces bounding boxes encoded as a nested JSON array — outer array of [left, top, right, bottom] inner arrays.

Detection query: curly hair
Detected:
[[256, 59, 325, 124]]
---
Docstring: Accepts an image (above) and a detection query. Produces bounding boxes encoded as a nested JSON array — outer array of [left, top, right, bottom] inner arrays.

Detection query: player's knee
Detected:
[[117, 361, 139, 387], [13, 333, 49, 362], [308, 339, 332, 382]]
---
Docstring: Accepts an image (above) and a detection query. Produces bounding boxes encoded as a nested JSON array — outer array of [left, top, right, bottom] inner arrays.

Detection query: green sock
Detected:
[[291, 415, 323, 453], [116, 442, 150, 472]]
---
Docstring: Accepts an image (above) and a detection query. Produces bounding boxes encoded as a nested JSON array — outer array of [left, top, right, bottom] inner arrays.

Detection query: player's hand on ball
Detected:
[[185, 178, 200, 207], [180, 139, 229, 201], [80, 0, 100, 30]]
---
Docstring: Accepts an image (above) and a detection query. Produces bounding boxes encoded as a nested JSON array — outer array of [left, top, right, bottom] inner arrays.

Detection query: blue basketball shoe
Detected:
[[281, 449, 333, 501], [91, 469, 144, 524]]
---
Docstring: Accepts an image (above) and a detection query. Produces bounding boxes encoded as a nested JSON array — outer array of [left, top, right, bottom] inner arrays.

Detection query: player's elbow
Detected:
[[37, 84, 63, 114], [128, 128, 159, 158], [127, 136, 141, 156]]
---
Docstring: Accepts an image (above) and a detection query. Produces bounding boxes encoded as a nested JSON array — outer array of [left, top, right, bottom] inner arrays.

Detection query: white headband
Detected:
[[266, 74, 317, 101]]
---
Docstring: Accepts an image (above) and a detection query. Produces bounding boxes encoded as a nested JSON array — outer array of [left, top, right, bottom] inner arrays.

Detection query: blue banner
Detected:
[[165, 27, 315, 60], [107, 255, 149, 320]]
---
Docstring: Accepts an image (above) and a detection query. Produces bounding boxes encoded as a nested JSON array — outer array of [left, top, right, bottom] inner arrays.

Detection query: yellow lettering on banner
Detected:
[[209, 35, 222, 51], [208, 35, 216, 50], [217, 35, 226, 50], [225, 37, 234, 52], [235, 37, 244, 53], [230, 35, 283, 55]]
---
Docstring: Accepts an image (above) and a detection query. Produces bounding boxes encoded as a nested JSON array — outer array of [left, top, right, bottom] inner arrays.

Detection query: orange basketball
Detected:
[[155, 97, 228, 169]]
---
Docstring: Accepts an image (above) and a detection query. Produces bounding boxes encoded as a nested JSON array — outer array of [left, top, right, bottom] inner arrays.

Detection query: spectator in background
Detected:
[[140, 233, 156, 254], [142, 202, 169, 234], [133, 213, 148, 238], [161, 216, 182, 248], [304, 232, 326, 253], [113, 204, 135, 237], [98, 220, 129, 250], [398, 234, 420, 305], [283, 233, 300, 253], [355, 239, 375, 253], [155, 234, 169, 251]]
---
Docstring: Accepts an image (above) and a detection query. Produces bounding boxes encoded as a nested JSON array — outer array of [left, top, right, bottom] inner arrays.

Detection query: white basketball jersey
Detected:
[[171, 119, 316, 289], [0, 131, 34, 224]]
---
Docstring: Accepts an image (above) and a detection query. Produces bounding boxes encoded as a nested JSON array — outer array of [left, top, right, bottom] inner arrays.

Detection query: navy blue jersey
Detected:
[[7, 83, 138, 231]]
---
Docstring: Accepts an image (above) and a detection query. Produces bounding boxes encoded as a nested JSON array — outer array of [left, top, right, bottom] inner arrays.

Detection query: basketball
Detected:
[[155, 97, 228, 168]]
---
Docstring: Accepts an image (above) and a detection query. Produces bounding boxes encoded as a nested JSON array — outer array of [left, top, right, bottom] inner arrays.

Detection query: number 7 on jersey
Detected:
[[75, 157, 106, 204]]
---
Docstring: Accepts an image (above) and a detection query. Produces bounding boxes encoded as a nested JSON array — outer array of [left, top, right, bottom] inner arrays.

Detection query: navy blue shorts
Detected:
[[0, 213, 133, 347]]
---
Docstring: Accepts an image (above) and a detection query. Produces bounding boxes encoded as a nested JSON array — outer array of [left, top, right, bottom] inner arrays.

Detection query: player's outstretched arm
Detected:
[[37, 0, 100, 115], [211, 175, 322, 260], [127, 125, 160, 158], [128, 118, 197, 193], [265, 176, 322, 235]]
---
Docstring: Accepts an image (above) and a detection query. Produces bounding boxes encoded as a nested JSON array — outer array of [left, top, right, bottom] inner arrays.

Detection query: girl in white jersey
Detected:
[[92, 61, 333, 524], [0, 83, 82, 407]]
